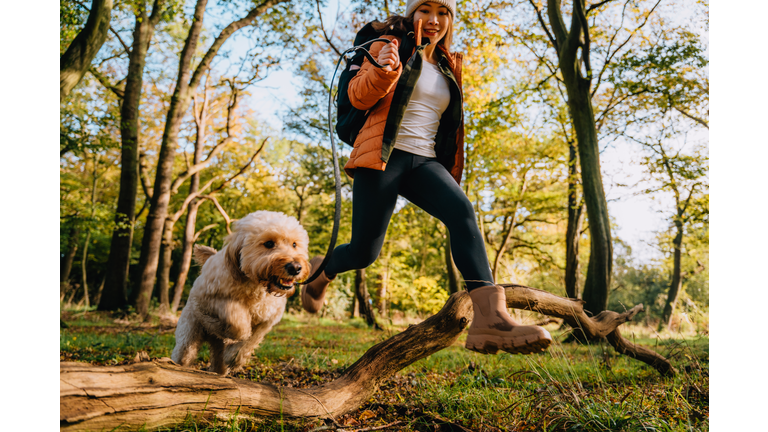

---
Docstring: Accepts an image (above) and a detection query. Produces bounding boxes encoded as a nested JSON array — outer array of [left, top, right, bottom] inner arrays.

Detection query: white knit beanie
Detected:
[[405, 0, 456, 18]]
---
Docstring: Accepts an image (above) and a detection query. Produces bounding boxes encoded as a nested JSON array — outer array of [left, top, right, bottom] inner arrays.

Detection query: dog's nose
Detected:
[[285, 262, 302, 276]]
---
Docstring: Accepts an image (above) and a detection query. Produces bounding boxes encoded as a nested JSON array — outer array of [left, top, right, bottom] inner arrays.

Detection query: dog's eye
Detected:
[[292, 242, 297, 248], [264, 240, 275, 249]]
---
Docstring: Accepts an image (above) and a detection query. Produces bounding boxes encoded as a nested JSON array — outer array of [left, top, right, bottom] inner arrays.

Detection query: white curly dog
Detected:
[[171, 211, 310, 375]]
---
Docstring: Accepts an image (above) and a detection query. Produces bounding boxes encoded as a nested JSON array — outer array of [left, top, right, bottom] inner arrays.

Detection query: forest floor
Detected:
[[60, 307, 709, 432]]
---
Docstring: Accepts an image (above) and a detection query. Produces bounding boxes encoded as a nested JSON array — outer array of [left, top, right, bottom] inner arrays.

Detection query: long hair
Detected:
[[371, 12, 453, 52]]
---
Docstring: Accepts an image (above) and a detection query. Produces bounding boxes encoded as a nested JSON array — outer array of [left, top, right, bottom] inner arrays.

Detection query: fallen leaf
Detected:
[[342, 416, 360, 426], [359, 409, 377, 421]]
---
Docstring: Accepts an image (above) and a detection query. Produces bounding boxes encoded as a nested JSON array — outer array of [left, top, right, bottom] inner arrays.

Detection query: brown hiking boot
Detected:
[[466, 285, 552, 355], [301, 256, 335, 314]]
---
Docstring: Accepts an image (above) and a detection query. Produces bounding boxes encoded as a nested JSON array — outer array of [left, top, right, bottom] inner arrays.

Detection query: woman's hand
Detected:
[[377, 39, 400, 72]]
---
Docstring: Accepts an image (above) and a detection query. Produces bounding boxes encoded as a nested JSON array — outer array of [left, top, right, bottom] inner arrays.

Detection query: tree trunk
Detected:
[[171, 200, 202, 312], [171, 85, 209, 313], [159, 78, 245, 314], [565, 142, 585, 299], [350, 289, 359, 318], [355, 269, 381, 329], [134, 0, 285, 319], [661, 220, 684, 328], [547, 0, 613, 315], [491, 174, 528, 282], [81, 151, 102, 309], [491, 175, 527, 283], [60, 0, 114, 98], [60, 286, 674, 431], [66, 289, 78, 306], [377, 247, 391, 316], [100, 0, 164, 311], [573, 90, 612, 314], [444, 231, 461, 293], [61, 225, 80, 284], [64, 284, 80, 306], [156, 218, 176, 314], [93, 275, 106, 306], [133, 0, 209, 318], [81, 231, 91, 308]]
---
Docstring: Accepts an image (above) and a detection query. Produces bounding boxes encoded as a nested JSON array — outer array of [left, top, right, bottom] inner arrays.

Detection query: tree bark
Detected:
[[661, 220, 684, 327], [100, 0, 165, 311], [355, 269, 381, 329], [60, 285, 674, 431], [574, 95, 612, 315], [81, 152, 103, 309], [60, 0, 114, 98], [134, 0, 286, 319], [171, 200, 202, 312], [565, 142, 585, 299], [546, 0, 613, 315], [156, 219, 176, 313], [444, 231, 461, 294], [93, 276, 106, 307], [350, 289, 359, 318], [377, 247, 391, 317]]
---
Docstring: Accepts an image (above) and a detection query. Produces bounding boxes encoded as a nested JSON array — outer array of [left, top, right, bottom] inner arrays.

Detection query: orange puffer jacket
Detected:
[[344, 35, 465, 184]]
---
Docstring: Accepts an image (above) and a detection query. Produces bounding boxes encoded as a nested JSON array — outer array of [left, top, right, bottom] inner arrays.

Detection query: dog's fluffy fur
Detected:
[[171, 211, 310, 375]]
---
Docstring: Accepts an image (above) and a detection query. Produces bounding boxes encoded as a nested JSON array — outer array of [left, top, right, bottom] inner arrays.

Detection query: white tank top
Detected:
[[393, 61, 451, 158]]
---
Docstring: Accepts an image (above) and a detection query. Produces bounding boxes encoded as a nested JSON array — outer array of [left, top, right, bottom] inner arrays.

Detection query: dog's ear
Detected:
[[193, 245, 218, 266], [224, 232, 250, 283]]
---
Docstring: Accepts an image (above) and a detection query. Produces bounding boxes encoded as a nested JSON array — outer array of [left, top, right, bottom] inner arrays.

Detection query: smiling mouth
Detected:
[[270, 276, 296, 290]]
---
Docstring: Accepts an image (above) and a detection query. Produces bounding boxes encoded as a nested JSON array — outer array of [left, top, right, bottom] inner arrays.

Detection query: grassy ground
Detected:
[[60, 307, 709, 432]]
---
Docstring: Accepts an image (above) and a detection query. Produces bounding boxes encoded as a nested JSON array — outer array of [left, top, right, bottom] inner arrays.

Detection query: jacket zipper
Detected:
[[380, 35, 463, 162]]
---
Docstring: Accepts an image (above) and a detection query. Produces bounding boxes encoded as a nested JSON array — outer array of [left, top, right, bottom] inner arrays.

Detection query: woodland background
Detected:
[[59, 0, 709, 332], [0, 0, 748, 429]]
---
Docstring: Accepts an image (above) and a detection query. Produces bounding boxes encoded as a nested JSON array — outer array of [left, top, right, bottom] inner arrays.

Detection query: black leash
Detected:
[[300, 38, 394, 286]]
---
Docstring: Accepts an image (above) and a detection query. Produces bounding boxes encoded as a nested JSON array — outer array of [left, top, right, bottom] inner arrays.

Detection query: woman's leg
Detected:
[[398, 158, 494, 290], [400, 158, 552, 355], [324, 153, 410, 275], [302, 150, 411, 313], [323, 171, 398, 275]]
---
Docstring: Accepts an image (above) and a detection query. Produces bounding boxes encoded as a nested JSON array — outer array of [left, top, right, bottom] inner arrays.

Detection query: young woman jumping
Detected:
[[301, 0, 551, 355]]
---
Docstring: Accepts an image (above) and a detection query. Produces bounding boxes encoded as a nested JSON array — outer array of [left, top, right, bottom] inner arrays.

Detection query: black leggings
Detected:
[[325, 149, 494, 291]]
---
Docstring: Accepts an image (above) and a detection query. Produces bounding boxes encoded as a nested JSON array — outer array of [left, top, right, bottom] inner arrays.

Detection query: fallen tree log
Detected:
[[500, 284, 675, 376], [61, 286, 674, 430]]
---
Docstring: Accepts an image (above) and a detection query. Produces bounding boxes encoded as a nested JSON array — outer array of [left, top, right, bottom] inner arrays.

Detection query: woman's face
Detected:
[[412, 2, 451, 45]]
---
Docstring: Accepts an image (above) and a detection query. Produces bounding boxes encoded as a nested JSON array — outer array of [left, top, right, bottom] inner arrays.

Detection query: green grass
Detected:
[[60, 308, 708, 431]]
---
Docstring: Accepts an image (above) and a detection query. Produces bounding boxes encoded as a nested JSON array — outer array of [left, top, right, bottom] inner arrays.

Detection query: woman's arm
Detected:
[[348, 35, 403, 111]]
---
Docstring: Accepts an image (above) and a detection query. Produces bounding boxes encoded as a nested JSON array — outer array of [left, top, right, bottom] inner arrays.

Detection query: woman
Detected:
[[302, 0, 551, 355]]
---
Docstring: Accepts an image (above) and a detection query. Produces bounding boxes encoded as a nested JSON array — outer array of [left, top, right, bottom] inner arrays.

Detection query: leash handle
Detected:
[[415, 19, 422, 46], [353, 38, 395, 69]]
